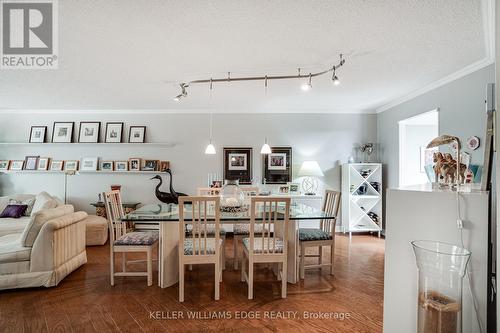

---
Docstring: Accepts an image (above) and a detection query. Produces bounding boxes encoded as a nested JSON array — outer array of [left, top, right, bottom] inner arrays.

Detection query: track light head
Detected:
[[333, 75, 340, 85], [173, 83, 188, 102], [301, 73, 312, 91]]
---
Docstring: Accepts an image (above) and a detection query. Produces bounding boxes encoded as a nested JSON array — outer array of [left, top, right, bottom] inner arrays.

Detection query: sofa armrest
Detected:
[[30, 211, 88, 272]]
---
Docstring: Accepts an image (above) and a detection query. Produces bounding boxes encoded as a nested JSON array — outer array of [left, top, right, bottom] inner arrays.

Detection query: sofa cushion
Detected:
[[0, 217, 31, 237], [0, 205, 28, 218], [30, 192, 57, 217], [0, 194, 35, 215], [21, 204, 74, 247], [8, 198, 36, 216], [0, 233, 31, 263]]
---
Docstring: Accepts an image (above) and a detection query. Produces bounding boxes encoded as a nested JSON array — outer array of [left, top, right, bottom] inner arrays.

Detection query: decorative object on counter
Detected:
[[279, 185, 290, 194], [78, 122, 100, 143], [466, 136, 480, 150], [359, 143, 374, 162], [0, 161, 10, 171], [128, 126, 146, 143], [143, 159, 159, 171], [298, 160, 324, 195], [37, 157, 50, 170], [288, 182, 300, 194], [262, 147, 292, 184], [110, 184, 121, 191], [412, 241, 470, 333], [101, 161, 114, 171], [91, 201, 140, 219], [360, 168, 372, 178], [223, 147, 252, 184], [52, 122, 74, 143], [24, 156, 39, 170], [64, 160, 79, 171], [128, 158, 141, 171], [115, 161, 128, 171], [104, 122, 123, 143], [220, 180, 245, 208], [151, 170, 187, 204], [9, 160, 24, 170], [49, 160, 64, 171], [427, 135, 462, 188], [348, 156, 355, 164], [29, 126, 47, 143], [81, 157, 99, 171], [160, 161, 170, 172], [212, 180, 223, 188]]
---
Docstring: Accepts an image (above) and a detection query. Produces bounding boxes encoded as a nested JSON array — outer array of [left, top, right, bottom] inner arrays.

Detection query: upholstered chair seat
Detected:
[[183, 238, 222, 255], [114, 231, 159, 246], [233, 223, 268, 235], [242, 237, 284, 254], [298, 228, 332, 241]]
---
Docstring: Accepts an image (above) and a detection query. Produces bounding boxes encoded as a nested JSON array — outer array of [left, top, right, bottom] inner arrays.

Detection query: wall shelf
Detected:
[[0, 170, 165, 175], [0, 142, 175, 147]]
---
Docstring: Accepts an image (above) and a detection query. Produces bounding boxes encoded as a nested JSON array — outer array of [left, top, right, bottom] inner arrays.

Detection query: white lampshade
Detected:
[[204, 143, 216, 155], [260, 138, 272, 154], [298, 161, 324, 177]]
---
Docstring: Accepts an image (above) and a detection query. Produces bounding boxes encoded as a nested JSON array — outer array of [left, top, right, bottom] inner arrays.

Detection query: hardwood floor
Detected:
[[0, 234, 384, 333]]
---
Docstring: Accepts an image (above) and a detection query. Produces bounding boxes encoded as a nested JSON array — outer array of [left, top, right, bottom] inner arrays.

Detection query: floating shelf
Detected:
[[0, 170, 164, 175], [0, 142, 175, 147]]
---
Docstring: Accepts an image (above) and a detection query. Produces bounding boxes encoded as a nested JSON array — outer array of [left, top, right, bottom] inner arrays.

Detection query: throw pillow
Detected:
[[31, 192, 57, 216], [0, 204, 28, 218], [8, 198, 36, 216]]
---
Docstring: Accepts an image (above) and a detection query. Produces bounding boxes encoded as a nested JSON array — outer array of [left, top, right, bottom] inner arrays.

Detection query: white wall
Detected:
[[0, 112, 377, 223]]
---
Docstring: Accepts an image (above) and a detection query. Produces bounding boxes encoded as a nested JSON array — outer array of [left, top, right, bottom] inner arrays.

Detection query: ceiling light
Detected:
[[204, 113, 216, 155], [332, 75, 340, 85], [173, 83, 188, 102], [301, 73, 312, 91], [260, 138, 272, 154]]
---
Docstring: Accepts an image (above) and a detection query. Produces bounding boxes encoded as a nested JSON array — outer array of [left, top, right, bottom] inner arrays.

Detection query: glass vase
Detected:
[[220, 180, 245, 208], [412, 240, 471, 333]]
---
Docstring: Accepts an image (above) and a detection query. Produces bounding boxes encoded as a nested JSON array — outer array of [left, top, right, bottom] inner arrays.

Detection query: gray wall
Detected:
[[378, 64, 496, 189], [0, 113, 376, 221]]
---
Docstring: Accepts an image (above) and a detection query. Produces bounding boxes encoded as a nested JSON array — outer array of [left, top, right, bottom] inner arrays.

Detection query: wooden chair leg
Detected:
[[219, 248, 223, 282], [277, 262, 282, 281], [222, 236, 226, 270], [147, 248, 152, 286], [110, 250, 115, 286], [300, 244, 305, 279], [318, 246, 323, 266], [330, 243, 335, 275], [179, 261, 185, 302], [281, 259, 287, 298], [122, 252, 126, 272], [188, 264, 193, 271], [233, 236, 239, 270], [215, 260, 220, 300], [241, 253, 246, 282], [248, 259, 254, 300]]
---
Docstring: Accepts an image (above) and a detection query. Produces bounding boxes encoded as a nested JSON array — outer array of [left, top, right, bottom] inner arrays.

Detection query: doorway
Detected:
[[398, 110, 439, 186]]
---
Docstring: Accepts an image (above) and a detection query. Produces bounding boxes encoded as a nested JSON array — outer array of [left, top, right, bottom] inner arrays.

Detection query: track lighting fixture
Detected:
[[204, 113, 216, 155], [173, 54, 346, 100]]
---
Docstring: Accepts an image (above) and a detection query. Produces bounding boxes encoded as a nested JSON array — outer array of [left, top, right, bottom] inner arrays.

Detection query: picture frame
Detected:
[[129, 158, 141, 171], [81, 157, 99, 171], [143, 159, 159, 171], [268, 153, 287, 170], [262, 147, 292, 184], [100, 161, 114, 171], [29, 126, 47, 143], [37, 157, 50, 171], [279, 185, 290, 194], [223, 147, 252, 184], [115, 161, 128, 172], [24, 156, 39, 170], [0, 161, 10, 171], [52, 122, 74, 143], [105, 122, 124, 143], [64, 160, 79, 172], [9, 161, 24, 171], [49, 160, 64, 171], [288, 182, 300, 194], [160, 161, 170, 172], [78, 122, 100, 143], [128, 126, 146, 143]]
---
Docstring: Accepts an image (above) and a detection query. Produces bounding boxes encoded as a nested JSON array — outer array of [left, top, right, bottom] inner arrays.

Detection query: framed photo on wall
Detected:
[[129, 126, 146, 143], [105, 122, 123, 143], [29, 126, 47, 143], [223, 147, 252, 184], [24, 156, 39, 170], [78, 122, 100, 143], [262, 147, 292, 184], [52, 122, 74, 143]]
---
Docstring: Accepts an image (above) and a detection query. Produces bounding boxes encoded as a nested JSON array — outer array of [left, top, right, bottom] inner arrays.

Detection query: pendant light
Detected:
[[260, 138, 272, 154], [205, 112, 216, 155]]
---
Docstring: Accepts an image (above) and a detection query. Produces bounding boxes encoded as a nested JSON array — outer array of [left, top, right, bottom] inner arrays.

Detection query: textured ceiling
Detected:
[[0, 0, 490, 112]]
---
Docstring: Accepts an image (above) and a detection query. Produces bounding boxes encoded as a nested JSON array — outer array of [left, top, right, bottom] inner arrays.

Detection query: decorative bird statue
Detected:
[[150, 169, 187, 204]]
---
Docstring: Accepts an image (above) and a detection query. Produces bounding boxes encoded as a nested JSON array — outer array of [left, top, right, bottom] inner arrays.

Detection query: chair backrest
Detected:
[[103, 190, 126, 244], [241, 186, 260, 197], [249, 197, 290, 255], [320, 190, 341, 235], [179, 196, 220, 257], [197, 187, 222, 196]]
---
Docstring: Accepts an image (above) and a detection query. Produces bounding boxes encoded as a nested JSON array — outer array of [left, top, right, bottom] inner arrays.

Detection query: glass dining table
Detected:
[[122, 202, 334, 287]]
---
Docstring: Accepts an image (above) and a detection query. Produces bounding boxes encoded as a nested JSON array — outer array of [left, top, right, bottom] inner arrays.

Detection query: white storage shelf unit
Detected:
[[341, 163, 382, 236]]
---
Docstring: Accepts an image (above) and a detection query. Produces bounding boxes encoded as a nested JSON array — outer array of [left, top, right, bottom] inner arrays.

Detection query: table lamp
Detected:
[[298, 161, 324, 195]]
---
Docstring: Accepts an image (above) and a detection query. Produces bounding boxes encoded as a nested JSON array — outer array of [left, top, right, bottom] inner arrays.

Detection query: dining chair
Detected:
[[179, 196, 223, 302], [298, 190, 341, 279], [233, 186, 261, 270], [103, 190, 159, 286], [241, 197, 290, 299], [196, 187, 226, 269]]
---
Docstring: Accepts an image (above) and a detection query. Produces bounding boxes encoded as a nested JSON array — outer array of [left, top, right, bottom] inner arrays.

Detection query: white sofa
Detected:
[[0, 192, 88, 290]]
